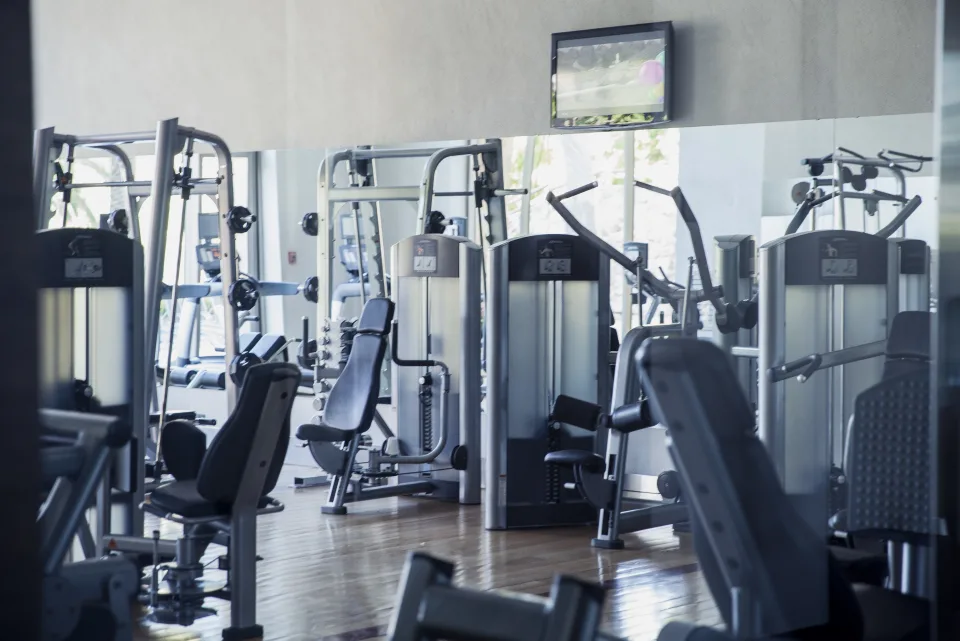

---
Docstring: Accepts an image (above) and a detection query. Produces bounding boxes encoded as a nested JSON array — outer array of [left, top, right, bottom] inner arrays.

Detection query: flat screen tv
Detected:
[[551, 22, 673, 130]]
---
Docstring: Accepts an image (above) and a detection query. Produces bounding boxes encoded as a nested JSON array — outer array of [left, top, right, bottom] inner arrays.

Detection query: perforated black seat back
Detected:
[[847, 370, 931, 540], [323, 298, 395, 434], [637, 338, 863, 639], [196, 362, 300, 505]]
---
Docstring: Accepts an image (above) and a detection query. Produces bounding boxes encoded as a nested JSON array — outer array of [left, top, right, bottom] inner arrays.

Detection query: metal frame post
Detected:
[[622, 131, 636, 332], [143, 118, 179, 410]]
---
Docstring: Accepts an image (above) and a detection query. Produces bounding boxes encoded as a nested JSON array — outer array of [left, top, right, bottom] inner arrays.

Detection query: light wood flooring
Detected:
[[139, 465, 718, 641]]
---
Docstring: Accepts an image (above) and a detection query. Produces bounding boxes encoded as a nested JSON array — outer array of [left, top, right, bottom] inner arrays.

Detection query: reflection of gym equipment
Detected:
[[160, 211, 314, 391], [310, 142, 521, 415], [787, 148, 931, 236], [297, 234, 482, 513], [531, 181, 756, 546], [139, 363, 298, 634]]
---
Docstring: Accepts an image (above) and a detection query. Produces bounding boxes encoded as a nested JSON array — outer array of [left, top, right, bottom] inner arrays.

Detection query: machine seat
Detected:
[[148, 480, 275, 519], [544, 450, 605, 474], [296, 298, 395, 444], [296, 423, 356, 442]]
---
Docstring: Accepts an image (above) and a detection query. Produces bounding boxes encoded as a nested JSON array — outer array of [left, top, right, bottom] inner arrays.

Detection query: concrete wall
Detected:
[[33, 0, 936, 150]]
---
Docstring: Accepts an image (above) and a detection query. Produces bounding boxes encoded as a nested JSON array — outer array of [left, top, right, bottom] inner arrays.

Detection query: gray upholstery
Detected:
[[882, 311, 930, 379]]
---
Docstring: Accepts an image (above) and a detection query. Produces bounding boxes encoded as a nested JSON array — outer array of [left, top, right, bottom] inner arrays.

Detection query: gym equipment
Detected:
[[387, 552, 626, 641], [34, 119, 249, 411], [788, 149, 931, 237], [639, 338, 931, 641], [38, 226, 146, 543], [139, 362, 298, 638], [758, 229, 929, 527], [298, 234, 482, 512], [484, 232, 611, 529], [40, 410, 140, 641], [545, 325, 688, 548], [312, 142, 521, 413], [535, 180, 752, 544]]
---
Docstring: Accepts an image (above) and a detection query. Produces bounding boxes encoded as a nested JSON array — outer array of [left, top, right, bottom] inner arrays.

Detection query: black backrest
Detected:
[[637, 338, 863, 639], [846, 369, 931, 541], [883, 311, 930, 379], [197, 362, 300, 506], [323, 298, 395, 434]]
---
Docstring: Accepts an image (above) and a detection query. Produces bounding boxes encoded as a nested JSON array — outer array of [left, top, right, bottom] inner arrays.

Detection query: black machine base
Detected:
[[591, 537, 625, 550], [222, 623, 265, 640], [322, 505, 347, 515]]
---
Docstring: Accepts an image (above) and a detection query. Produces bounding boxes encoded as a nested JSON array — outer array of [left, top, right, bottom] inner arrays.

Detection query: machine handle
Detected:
[[554, 181, 598, 201], [769, 354, 822, 384], [784, 190, 837, 235], [876, 195, 922, 239], [391, 321, 438, 368]]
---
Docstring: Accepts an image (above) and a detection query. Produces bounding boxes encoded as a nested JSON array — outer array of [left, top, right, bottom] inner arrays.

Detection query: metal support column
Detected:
[[622, 131, 636, 332], [143, 118, 179, 410]]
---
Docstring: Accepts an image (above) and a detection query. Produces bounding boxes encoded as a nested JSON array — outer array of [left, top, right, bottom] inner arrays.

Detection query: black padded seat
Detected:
[[544, 450, 605, 474], [148, 480, 275, 519], [298, 298, 395, 444], [296, 423, 354, 443], [152, 361, 299, 519]]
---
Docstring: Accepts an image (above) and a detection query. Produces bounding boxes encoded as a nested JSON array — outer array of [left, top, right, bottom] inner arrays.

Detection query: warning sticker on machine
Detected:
[[413, 238, 439, 273], [537, 239, 573, 276]]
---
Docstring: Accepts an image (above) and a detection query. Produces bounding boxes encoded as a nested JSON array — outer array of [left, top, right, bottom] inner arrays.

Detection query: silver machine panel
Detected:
[[485, 234, 610, 529], [37, 228, 146, 542], [391, 235, 482, 504], [758, 230, 928, 531]]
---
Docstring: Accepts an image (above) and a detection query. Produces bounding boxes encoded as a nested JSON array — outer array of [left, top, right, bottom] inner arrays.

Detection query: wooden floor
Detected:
[[140, 465, 718, 641]]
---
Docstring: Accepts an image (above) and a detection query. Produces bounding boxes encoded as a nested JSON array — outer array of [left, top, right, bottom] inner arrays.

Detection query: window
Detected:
[[501, 129, 679, 334]]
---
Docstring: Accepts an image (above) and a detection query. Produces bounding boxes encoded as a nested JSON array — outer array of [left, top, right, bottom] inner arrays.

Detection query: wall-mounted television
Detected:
[[551, 22, 673, 131]]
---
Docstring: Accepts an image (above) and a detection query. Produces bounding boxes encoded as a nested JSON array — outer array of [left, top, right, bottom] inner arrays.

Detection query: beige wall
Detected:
[[33, 0, 936, 150]]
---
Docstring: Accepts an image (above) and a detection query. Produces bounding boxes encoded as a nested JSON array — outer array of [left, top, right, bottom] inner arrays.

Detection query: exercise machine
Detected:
[[484, 231, 611, 529], [387, 552, 626, 641], [639, 337, 933, 641], [298, 234, 482, 513], [40, 410, 140, 641], [310, 142, 522, 416], [532, 179, 754, 545]]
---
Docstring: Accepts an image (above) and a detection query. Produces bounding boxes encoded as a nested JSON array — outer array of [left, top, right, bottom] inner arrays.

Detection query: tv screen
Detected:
[[551, 22, 673, 130]]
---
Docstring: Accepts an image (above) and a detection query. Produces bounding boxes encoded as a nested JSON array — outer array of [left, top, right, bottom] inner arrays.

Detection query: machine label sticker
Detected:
[[64, 234, 104, 279], [413, 238, 439, 273], [65, 258, 104, 279], [819, 237, 859, 279], [538, 239, 573, 276]]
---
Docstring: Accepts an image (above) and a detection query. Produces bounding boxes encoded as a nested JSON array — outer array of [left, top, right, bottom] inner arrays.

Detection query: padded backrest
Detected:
[[883, 311, 930, 379], [196, 362, 300, 505], [637, 338, 863, 639], [324, 298, 395, 434], [846, 369, 931, 540], [357, 297, 394, 335]]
